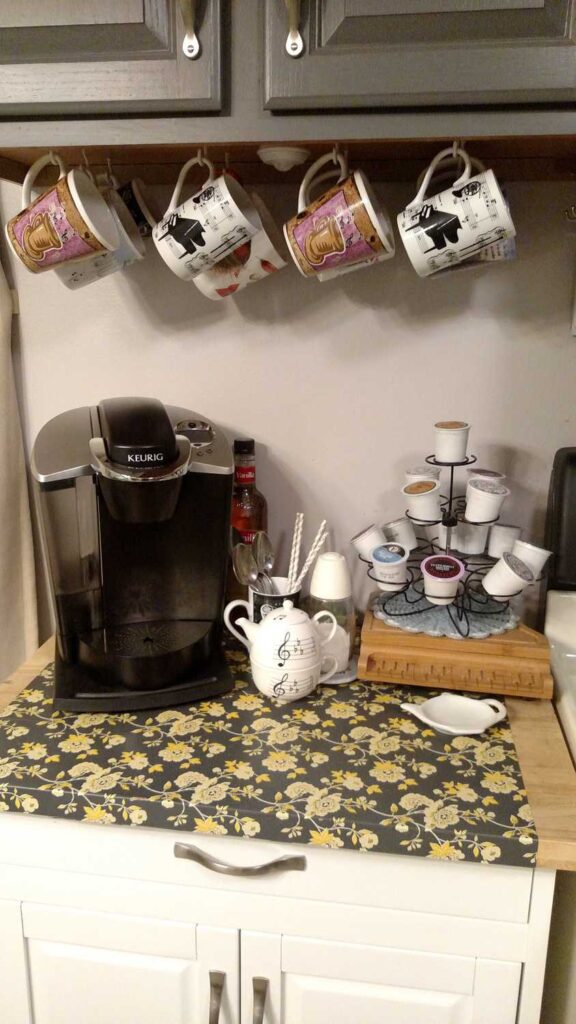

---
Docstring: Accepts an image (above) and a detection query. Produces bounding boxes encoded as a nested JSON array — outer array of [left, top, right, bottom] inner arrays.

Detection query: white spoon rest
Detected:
[[400, 693, 507, 735]]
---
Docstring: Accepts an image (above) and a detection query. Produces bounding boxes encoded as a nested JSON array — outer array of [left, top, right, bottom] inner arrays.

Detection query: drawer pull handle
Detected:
[[179, 0, 200, 59], [253, 977, 268, 1024], [284, 0, 304, 57], [174, 842, 307, 876], [209, 971, 225, 1024]]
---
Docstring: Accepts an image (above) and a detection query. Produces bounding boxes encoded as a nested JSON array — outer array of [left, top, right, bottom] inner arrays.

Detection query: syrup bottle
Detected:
[[231, 438, 268, 544]]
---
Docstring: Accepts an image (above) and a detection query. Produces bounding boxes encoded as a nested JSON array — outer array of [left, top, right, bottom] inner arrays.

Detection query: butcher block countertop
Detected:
[[1, 636, 576, 871]]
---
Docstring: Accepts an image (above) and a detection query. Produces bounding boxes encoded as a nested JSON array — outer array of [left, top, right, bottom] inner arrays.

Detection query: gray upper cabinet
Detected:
[[264, 0, 576, 109], [0, 0, 223, 115]]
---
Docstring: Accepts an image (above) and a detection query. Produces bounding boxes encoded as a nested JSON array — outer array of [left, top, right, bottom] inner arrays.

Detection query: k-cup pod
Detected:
[[434, 421, 470, 463], [421, 554, 465, 606], [511, 539, 552, 579], [351, 524, 388, 561], [482, 552, 534, 602], [466, 467, 506, 484], [397, 145, 516, 278], [405, 464, 441, 485], [6, 152, 119, 274], [383, 516, 418, 552], [371, 543, 409, 591], [402, 479, 442, 524], [465, 478, 510, 524], [455, 516, 489, 555], [488, 524, 521, 560]]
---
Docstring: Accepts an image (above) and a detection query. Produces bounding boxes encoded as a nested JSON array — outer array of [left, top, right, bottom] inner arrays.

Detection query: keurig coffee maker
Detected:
[[32, 397, 233, 711]]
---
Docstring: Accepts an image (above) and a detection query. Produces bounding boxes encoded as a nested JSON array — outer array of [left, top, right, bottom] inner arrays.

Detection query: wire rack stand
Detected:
[[364, 454, 540, 639]]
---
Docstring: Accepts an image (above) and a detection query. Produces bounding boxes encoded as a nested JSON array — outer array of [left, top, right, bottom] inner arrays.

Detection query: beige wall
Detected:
[[1, 176, 575, 619]]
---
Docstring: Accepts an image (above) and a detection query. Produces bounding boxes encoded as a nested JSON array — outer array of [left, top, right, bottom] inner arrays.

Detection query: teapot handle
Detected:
[[312, 610, 337, 646], [223, 600, 251, 649], [481, 698, 507, 724]]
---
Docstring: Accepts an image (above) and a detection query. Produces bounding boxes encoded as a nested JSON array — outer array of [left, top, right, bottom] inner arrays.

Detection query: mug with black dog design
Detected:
[[153, 154, 261, 280], [397, 146, 516, 278]]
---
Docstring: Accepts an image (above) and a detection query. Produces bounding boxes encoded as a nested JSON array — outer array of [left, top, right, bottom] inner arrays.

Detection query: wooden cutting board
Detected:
[[358, 611, 553, 699]]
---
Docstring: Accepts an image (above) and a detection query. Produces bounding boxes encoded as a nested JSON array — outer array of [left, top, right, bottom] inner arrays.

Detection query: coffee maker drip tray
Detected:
[[51, 619, 232, 712]]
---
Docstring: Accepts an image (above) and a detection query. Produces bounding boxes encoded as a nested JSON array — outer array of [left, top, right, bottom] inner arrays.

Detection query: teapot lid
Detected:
[[264, 600, 309, 626]]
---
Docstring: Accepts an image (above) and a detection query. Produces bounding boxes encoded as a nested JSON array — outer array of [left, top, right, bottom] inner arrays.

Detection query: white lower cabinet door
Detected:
[[22, 903, 239, 1024], [241, 933, 521, 1024]]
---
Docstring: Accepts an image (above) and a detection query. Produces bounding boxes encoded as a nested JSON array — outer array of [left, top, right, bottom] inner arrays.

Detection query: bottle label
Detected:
[[235, 466, 255, 484], [238, 529, 257, 544]]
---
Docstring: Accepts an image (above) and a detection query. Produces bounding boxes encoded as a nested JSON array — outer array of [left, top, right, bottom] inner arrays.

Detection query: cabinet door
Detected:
[[22, 903, 238, 1024], [0, 0, 222, 115], [265, 0, 576, 109], [0, 900, 30, 1024], [241, 932, 520, 1024]]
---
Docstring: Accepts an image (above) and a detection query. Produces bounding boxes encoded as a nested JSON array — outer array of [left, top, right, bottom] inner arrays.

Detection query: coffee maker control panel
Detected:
[[176, 420, 214, 447]]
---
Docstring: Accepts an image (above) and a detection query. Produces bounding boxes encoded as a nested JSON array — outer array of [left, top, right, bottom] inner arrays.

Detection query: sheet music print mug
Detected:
[[153, 155, 261, 280], [225, 599, 338, 704], [284, 150, 395, 279], [398, 146, 516, 277]]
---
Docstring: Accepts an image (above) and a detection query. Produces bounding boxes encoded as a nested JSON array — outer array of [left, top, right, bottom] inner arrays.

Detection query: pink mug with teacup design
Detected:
[[6, 152, 120, 274], [283, 151, 395, 280]]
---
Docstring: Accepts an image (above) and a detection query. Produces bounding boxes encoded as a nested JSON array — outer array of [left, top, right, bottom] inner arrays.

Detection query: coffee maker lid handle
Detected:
[[89, 435, 191, 482]]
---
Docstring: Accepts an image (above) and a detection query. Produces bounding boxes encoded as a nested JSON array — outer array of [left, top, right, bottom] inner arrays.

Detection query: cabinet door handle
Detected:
[[174, 842, 307, 876], [284, 0, 304, 57], [179, 0, 200, 59], [252, 977, 268, 1024], [209, 971, 225, 1024]]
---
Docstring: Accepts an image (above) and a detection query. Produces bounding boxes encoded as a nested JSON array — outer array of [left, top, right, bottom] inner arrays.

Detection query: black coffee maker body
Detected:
[[32, 397, 233, 711]]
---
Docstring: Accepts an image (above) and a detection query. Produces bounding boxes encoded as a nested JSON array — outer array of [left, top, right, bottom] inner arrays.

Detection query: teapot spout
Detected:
[[236, 617, 259, 647]]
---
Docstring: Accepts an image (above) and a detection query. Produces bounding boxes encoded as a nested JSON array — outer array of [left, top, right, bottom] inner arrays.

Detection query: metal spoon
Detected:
[[252, 533, 277, 593], [232, 544, 260, 588]]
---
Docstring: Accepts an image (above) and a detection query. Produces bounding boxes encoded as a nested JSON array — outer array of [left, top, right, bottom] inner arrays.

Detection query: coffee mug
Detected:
[[284, 151, 395, 279], [193, 191, 287, 300], [116, 177, 161, 238], [153, 155, 261, 280], [398, 146, 516, 278], [6, 152, 120, 274], [416, 153, 517, 269], [56, 189, 146, 290], [224, 577, 301, 639]]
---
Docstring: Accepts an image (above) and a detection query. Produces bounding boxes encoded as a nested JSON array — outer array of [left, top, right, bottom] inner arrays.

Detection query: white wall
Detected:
[[1, 176, 575, 620]]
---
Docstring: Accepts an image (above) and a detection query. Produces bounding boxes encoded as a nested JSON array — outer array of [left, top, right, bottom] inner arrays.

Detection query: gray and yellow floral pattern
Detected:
[[0, 649, 537, 866]]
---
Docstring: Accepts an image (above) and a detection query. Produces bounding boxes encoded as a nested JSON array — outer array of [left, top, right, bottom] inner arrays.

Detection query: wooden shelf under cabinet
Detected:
[[1, 135, 576, 187]]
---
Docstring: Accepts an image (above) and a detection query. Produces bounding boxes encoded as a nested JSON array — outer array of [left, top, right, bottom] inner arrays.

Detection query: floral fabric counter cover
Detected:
[[0, 649, 537, 867]]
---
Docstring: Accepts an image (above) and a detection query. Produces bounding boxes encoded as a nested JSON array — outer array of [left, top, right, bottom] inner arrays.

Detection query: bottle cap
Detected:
[[234, 438, 255, 455], [309, 552, 352, 600]]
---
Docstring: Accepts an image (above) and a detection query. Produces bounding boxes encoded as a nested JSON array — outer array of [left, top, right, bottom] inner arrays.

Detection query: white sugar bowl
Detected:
[[236, 600, 339, 702]]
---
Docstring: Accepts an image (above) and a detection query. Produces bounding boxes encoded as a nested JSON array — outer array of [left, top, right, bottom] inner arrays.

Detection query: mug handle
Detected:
[[298, 150, 348, 213], [407, 146, 472, 211], [22, 151, 66, 208], [416, 154, 485, 192], [223, 600, 251, 648], [166, 154, 215, 216], [481, 698, 507, 724], [312, 610, 337, 646], [319, 655, 338, 685]]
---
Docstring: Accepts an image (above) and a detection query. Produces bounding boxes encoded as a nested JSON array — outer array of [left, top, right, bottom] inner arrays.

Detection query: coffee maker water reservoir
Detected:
[[32, 397, 233, 711]]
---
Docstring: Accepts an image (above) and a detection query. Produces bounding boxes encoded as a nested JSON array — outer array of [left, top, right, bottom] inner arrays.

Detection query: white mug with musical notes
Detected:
[[398, 146, 516, 278], [224, 599, 339, 703]]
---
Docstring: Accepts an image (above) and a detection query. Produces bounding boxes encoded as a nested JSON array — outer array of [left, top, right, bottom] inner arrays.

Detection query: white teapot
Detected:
[[231, 600, 338, 703]]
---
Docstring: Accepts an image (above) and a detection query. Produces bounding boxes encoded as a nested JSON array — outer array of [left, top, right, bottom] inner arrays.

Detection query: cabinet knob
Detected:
[[209, 971, 225, 1024], [174, 842, 307, 876], [252, 977, 268, 1024], [179, 0, 200, 59], [284, 0, 304, 57]]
